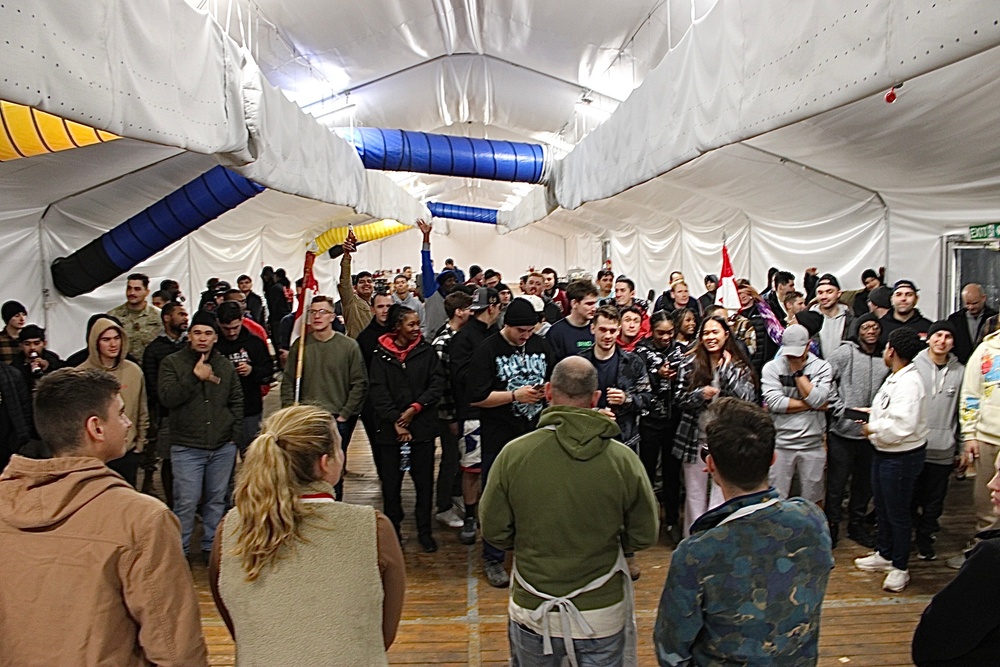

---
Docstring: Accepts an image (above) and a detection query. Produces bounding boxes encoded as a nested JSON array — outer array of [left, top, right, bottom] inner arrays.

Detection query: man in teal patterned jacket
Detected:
[[654, 398, 834, 666]]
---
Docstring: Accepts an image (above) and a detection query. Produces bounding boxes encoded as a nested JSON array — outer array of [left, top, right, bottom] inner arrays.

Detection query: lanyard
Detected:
[[717, 497, 780, 526]]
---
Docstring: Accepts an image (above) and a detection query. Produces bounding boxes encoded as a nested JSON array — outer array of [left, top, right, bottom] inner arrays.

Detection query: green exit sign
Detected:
[[970, 223, 1000, 240]]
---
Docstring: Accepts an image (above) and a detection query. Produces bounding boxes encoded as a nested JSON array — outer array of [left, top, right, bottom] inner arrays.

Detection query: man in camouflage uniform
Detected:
[[108, 273, 161, 360], [655, 398, 833, 666]]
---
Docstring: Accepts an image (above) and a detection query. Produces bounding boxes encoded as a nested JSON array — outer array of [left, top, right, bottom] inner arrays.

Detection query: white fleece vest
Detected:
[[220, 502, 387, 666]]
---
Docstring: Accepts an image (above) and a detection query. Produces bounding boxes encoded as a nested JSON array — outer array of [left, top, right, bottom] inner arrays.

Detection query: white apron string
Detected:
[[511, 548, 637, 667]]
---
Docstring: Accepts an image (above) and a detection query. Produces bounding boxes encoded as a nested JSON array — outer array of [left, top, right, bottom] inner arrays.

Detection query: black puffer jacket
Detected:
[[368, 337, 446, 445]]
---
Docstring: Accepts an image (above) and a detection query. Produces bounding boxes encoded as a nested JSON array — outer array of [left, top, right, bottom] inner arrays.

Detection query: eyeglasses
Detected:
[[699, 443, 710, 462], [308, 309, 333, 316]]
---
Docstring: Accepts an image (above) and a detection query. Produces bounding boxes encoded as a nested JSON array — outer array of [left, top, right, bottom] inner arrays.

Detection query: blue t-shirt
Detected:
[[545, 318, 594, 362], [591, 351, 620, 409]]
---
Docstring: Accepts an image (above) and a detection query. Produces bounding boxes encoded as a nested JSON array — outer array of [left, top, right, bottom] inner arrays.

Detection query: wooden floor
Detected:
[[183, 410, 974, 666]]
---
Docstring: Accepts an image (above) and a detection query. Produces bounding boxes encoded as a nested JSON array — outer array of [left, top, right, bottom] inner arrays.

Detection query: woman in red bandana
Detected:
[[370, 304, 447, 552]]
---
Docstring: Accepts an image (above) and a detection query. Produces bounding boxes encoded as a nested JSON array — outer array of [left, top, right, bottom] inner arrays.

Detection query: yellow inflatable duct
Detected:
[[312, 219, 411, 255], [0, 101, 119, 161]]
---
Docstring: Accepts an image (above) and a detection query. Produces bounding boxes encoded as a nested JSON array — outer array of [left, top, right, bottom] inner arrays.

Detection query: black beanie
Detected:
[[888, 328, 925, 362], [2, 300, 26, 323], [503, 298, 540, 327], [868, 286, 893, 309], [190, 310, 220, 335], [861, 268, 879, 283], [795, 311, 823, 338], [854, 312, 880, 330], [18, 324, 45, 342], [927, 320, 957, 339]]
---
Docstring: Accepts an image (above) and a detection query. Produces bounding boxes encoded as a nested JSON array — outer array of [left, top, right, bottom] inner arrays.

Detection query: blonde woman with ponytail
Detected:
[[209, 405, 405, 666]]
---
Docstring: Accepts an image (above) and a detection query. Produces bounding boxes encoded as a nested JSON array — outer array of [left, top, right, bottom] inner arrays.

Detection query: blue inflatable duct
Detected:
[[52, 129, 537, 297], [427, 201, 498, 224], [346, 128, 548, 184], [52, 166, 264, 297]]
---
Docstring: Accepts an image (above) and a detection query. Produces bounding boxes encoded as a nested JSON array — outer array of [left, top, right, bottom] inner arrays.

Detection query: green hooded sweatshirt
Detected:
[[480, 404, 658, 611]]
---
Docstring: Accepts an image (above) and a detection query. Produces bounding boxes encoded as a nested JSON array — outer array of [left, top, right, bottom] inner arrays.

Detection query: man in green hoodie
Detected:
[[480, 356, 658, 666]]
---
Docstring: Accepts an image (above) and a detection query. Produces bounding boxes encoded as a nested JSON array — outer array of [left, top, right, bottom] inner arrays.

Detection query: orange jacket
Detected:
[[0, 456, 208, 666]]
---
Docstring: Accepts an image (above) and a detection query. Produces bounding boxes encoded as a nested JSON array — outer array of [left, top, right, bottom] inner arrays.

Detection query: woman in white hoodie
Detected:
[[854, 328, 928, 593]]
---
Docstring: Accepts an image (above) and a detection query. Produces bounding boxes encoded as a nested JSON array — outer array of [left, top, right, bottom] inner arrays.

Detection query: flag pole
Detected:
[[293, 249, 318, 405]]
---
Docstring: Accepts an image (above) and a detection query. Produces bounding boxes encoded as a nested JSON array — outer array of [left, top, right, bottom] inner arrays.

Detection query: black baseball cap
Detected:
[[469, 287, 499, 312]]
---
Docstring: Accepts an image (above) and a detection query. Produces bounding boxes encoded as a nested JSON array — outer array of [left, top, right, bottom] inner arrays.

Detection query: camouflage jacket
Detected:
[[654, 488, 833, 666], [108, 303, 161, 360]]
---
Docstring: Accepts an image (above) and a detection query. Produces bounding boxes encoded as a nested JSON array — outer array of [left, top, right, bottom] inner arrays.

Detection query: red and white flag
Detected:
[[291, 250, 319, 343], [715, 238, 740, 312]]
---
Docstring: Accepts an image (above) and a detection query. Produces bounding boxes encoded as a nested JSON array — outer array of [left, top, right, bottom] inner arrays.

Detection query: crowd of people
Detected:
[[1, 218, 999, 665]]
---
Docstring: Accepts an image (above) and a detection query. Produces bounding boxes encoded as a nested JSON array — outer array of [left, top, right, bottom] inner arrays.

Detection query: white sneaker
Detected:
[[882, 568, 910, 592], [435, 508, 464, 528], [854, 552, 894, 572], [946, 553, 967, 570]]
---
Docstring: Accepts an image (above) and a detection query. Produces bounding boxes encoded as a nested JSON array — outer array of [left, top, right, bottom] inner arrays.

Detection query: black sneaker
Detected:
[[484, 560, 510, 588], [848, 526, 876, 549], [418, 534, 438, 553], [917, 537, 936, 561], [186, 551, 208, 568], [459, 517, 477, 545]]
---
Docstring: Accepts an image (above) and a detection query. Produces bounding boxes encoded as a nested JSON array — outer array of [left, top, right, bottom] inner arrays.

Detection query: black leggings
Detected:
[[638, 415, 682, 526], [379, 439, 435, 537]]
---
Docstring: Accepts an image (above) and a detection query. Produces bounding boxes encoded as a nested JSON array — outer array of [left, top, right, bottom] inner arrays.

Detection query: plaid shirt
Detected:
[[728, 313, 756, 358], [0, 329, 20, 365], [432, 324, 458, 421], [672, 355, 758, 463]]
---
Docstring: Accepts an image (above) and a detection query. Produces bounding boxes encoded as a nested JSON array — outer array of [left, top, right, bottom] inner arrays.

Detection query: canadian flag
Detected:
[[291, 250, 319, 343], [715, 239, 740, 313]]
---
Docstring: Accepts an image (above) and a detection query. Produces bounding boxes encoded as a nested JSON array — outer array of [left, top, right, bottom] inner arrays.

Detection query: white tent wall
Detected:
[[4, 0, 1000, 348], [349, 221, 589, 286], [0, 211, 46, 336], [528, 1, 1000, 223]]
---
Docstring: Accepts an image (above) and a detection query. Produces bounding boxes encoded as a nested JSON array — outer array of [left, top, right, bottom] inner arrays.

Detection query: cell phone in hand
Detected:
[[844, 408, 870, 423]]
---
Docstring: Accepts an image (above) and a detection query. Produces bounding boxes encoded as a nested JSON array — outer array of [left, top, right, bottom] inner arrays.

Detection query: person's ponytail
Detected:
[[231, 405, 337, 580]]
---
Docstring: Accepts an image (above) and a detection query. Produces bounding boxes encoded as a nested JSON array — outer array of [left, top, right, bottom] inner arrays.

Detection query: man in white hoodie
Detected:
[[854, 328, 928, 593]]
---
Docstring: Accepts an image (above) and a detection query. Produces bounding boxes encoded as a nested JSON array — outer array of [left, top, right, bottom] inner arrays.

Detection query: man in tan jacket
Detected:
[[0, 368, 207, 667], [337, 235, 375, 338]]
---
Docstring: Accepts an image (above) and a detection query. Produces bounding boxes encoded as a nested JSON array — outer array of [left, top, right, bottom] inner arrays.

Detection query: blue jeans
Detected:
[[172, 443, 238, 553], [227, 413, 264, 511], [236, 413, 263, 455], [871, 446, 925, 570], [508, 620, 626, 667]]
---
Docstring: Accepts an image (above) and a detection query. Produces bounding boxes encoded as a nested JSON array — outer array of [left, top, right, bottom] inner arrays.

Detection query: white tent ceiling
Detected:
[[2, 0, 1000, 352]]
